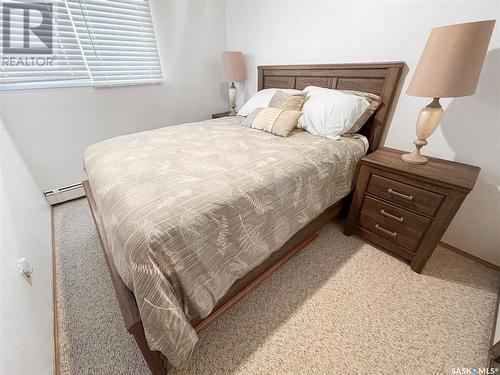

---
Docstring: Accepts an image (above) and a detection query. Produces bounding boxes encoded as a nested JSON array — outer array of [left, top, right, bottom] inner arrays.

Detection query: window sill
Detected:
[[0, 79, 94, 92], [0, 79, 164, 92]]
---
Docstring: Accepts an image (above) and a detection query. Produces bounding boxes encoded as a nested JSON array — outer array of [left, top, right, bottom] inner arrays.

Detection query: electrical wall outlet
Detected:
[[17, 257, 33, 285]]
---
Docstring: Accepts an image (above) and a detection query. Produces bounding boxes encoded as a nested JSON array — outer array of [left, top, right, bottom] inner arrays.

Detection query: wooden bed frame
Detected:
[[83, 62, 404, 374]]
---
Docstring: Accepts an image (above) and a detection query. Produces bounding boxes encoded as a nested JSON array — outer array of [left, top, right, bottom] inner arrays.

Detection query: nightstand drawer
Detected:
[[358, 212, 423, 251], [362, 195, 430, 233], [367, 174, 444, 216]]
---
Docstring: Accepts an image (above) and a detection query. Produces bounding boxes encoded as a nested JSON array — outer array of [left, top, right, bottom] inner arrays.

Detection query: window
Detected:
[[66, 0, 163, 87], [0, 0, 162, 90]]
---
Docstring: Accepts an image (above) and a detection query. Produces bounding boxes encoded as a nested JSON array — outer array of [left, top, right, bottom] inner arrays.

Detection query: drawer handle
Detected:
[[380, 209, 404, 223], [375, 224, 397, 238], [387, 188, 414, 201]]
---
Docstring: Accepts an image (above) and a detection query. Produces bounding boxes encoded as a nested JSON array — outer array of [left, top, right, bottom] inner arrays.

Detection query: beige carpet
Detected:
[[54, 198, 499, 374]]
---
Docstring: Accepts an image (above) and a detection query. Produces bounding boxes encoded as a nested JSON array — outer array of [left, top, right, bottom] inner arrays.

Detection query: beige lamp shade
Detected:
[[407, 20, 495, 98], [221, 51, 246, 83]]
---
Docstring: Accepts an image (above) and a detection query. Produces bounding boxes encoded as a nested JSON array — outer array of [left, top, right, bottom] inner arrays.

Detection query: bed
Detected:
[[83, 62, 404, 374]]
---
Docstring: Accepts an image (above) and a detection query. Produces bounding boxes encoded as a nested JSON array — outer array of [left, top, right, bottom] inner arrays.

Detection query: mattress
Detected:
[[84, 116, 368, 367]]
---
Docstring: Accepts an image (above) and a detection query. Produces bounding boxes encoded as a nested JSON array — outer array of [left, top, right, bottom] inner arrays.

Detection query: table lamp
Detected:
[[221, 51, 246, 116], [402, 20, 495, 164]]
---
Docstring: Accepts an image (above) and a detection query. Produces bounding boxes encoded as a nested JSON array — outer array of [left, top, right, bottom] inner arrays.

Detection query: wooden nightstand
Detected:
[[344, 147, 480, 273], [212, 111, 231, 119]]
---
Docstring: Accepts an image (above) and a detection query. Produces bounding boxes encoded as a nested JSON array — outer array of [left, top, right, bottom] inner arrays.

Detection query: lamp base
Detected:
[[401, 98, 444, 166], [401, 139, 428, 164], [229, 82, 237, 116], [401, 151, 428, 164]]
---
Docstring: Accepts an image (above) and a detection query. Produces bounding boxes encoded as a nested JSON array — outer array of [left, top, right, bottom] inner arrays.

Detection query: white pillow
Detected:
[[237, 88, 303, 117], [298, 86, 371, 138]]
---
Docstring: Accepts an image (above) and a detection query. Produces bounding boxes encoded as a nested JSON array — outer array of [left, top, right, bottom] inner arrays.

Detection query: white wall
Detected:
[[225, 0, 500, 265], [0, 111, 53, 374], [0, 0, 229, 191]]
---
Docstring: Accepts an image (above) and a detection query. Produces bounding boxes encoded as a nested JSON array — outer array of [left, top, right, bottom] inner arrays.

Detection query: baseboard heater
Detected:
[[44, 182, 85, 205]]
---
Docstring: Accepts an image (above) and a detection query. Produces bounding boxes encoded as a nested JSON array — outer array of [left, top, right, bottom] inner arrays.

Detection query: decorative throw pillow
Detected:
[[241, 107, 303, 137], [269, 90, 308, 111], [341, 90, 382, 133], [237, 88, 304, 117]]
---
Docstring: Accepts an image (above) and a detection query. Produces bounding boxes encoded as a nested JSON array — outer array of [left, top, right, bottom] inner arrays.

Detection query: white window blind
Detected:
[[0, 0, 162, 90], [66, 0, 163, 87], [0, 0, 92, 89]]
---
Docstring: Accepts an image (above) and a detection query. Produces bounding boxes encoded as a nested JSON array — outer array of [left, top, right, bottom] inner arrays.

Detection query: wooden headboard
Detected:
[[257, 62, 404, 152]]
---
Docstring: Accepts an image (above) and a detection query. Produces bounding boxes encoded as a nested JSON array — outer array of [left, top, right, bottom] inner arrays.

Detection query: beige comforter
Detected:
[[84, 116, 367, 367]]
